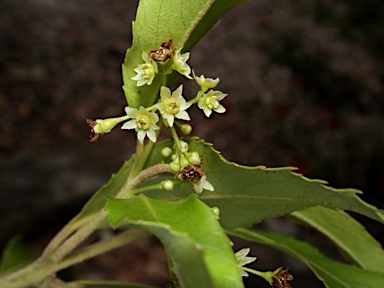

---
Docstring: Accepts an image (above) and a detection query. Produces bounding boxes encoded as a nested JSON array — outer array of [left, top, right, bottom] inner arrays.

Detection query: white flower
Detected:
[[131, 52, 158, 86], [172, 48, 192, 79], [193, 175, 214, 194], [235, 248, 257, 277], [156, 85, 192, 127], [193, 70, 220, 92], [198, 90, 227, 117], [121, 106, 159, 144]]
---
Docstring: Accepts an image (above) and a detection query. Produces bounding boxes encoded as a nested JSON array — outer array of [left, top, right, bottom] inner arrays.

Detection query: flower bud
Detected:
[[211, 207, 220, 219], [186, 151, 200, 165], [161, 147, 173, 158], [179, 123, 192, 135], [179, 155, 190, 168], [169, 161, 180, 172], [179, 141, 189, 153], [161, 180, 174, 191]]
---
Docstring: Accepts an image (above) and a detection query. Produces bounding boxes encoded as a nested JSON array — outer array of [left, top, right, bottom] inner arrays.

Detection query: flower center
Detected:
[[136, 114, 151, 130], [164, 98, 180, 115], [142, 63, 155, 80], [205, 95, 218, 109]]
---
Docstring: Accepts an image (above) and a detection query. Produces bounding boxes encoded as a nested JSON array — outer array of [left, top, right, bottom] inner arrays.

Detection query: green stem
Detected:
[[169, 126, 181, 151], [56, 229, 150, 271], [188, 90, 203, 105], [126, 183, 162, 197], [50, 210, 106, 262], [242, 267, 272, 283], [121, 163, 173, 197], [42, 214, 97, 258]]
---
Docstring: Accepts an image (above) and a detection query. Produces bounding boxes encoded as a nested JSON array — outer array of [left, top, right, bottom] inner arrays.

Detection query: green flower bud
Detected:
[[169, 161, 180, 172], [161, 147, 173, 158], [161, 180, 174, 191], [179, 141, 189, 153], [187, 151, 200, 165], [179, 155, 190, 168], [87, 115, 128, 142], [179, 123, 192, 135], [211, 207, 220, 219]]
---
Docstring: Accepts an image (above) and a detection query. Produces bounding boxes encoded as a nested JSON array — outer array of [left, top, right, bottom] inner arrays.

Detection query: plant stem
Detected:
[[56, 229, 150, 271], [169, 126, 181, 150], [0, 228, 151, 288]]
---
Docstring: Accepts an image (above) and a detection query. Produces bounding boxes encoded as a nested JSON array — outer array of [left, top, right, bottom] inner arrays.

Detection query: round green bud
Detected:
[[161, 147, 173, 158], [211, 207, 220, 218], [179, 155, 190, 168], [179, 141, 189, 153], [179, 123, 192, 135], [161, 180, 174, 191], [169, 161, 180, 172], [187, 151, 200, 165]]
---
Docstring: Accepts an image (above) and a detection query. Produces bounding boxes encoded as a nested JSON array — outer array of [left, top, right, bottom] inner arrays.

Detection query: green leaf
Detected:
[[230, 228, 384, 288], [122, 0, 249, 108], [106, 194, 243, 288], [0, 236, 35, 275], [143, 138, 384, 228], [291, 207, 384, 273]]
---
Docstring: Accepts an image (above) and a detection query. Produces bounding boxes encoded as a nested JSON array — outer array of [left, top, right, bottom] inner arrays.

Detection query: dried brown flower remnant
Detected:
[[86, 118, 100, 142], [148, 38, 174, 62], [271, 267, 294, 288], [176, 161, 205, 183]]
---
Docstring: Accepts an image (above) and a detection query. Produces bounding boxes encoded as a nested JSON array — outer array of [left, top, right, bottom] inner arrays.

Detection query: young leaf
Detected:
[[0, 236, 35, 275], [142, 138, 384, 228], [123, 0, 249, 108], [230, 228, 384, 288], [291, 207, 384, 272], [106, 194, 244, 288]]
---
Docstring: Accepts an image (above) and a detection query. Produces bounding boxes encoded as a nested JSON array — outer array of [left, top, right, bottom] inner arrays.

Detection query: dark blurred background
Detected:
[[1, 0, 384, 287]]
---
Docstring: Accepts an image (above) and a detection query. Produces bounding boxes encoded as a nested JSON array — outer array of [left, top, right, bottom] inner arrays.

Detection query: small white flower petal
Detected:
[[166, 114, 175, 127], [179, 100, 192, 110], [173, 85, 183, 97], [193, 183, 203, 194], [176, 110, 190, 121], [214, 105, 226, 114], [137, 130, 146, 144], [236, 248, 251, 259], [203, 107, 212, 117], [199, 175, 214, 191], [147, 129, 157, 143], [121, 119, 137, 130], [125, 106, 135, 116], [160, 86, 171, 98], [239, 269, 249, 277]]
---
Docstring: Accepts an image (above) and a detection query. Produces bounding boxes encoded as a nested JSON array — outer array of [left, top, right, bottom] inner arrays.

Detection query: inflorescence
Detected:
[[86, 38, 227, 194]]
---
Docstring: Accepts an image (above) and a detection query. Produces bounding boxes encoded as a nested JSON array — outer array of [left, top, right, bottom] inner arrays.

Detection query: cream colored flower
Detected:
[[172, 48, 192, 79], [235, 248, 257, 277], [193, 71, 220, 92], [122, 106, 159, 144], [131, 52, 158, 86], [156, 85, 191, 127], [198, 90, 227, 117]]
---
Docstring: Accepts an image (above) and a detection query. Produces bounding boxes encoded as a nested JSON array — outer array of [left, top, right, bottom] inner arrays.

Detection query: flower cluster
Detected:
[[87, 38, 228, 194]]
